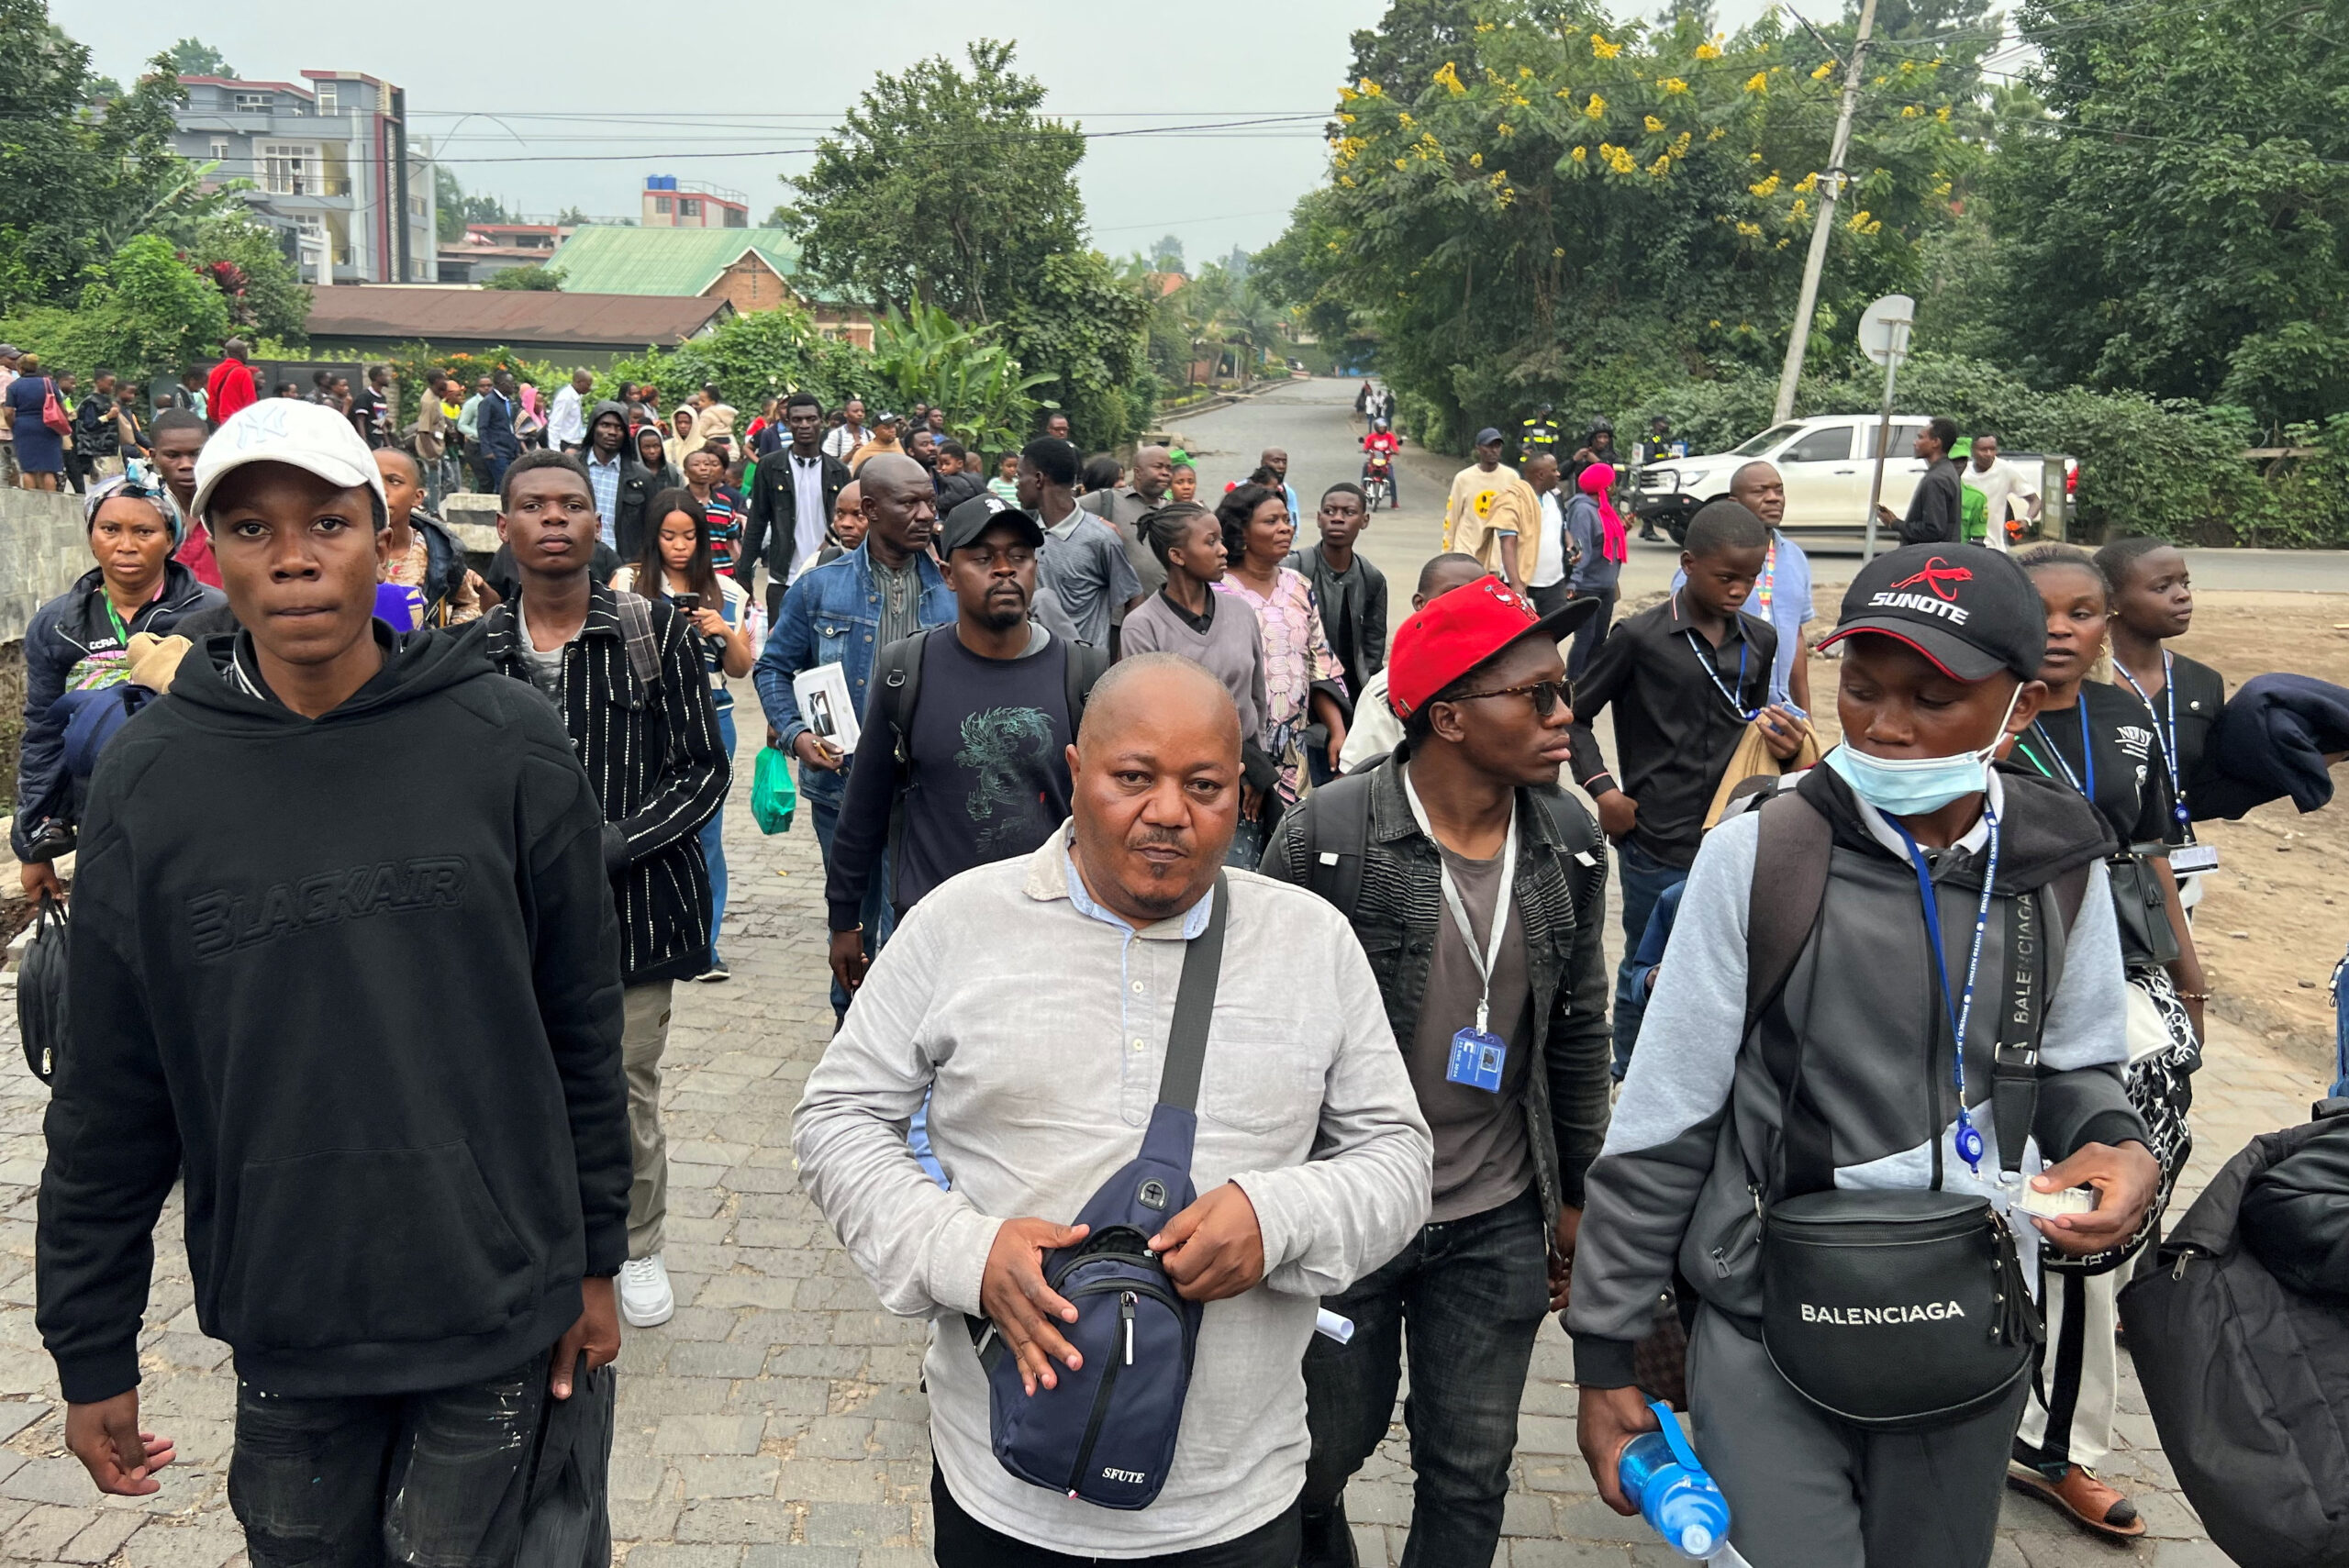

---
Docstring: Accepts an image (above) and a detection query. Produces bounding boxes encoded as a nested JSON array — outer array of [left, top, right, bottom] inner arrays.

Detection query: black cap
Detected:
[[1816, 542, 2045, 683], [937, 493, 1044, 557]]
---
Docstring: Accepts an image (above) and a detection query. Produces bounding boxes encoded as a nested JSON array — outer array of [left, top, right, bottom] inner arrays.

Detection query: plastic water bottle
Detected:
[[1617, 1400, 1738, 1562]]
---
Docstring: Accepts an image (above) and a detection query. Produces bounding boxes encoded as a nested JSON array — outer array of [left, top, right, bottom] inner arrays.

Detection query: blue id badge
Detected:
[[1447, 1028, 1507, 1093]]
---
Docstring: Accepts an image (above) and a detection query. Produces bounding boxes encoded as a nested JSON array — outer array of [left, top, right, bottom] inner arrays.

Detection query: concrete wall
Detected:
[[0, 490, 94, 641]]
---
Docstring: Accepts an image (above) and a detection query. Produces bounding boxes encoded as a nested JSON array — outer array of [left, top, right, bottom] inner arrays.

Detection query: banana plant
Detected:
[[870, 302, 1053, 453]]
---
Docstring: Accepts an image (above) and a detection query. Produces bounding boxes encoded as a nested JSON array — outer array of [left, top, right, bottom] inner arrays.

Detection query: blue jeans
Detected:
[[1300, 1187, 1549, 1567], [697, 707, 736, 966], [1613, 835, 1687, 1077], [808, 781, 893, 1021]]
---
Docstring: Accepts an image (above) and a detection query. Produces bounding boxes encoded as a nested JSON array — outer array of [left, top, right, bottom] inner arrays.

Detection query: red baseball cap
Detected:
[[1386, 574, 1599, 717]]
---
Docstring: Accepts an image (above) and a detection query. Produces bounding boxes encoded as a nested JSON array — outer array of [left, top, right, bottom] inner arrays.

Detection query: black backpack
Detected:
[[2121, 1102, 2349, 1568], [871, 626, 1113, 773], [17, 893, 67, 1083], [1292, 754, 1609, 933]]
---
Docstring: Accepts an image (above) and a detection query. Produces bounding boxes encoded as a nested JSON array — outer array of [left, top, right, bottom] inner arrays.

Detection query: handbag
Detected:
[[2105, 846, 2179, 967], [968, 873, 1227, 1509], [17, 894, 68, 1083], [750, 745, 796, 834], [1742, 793, 2047, 1431], [39, 379, 70, 437]]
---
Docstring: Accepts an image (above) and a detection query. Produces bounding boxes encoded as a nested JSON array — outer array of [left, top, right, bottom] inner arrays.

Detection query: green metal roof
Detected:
[[544, 226, 851, 304]]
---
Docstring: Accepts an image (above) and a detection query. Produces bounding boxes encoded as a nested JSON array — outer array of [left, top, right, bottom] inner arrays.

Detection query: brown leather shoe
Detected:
[[2008, 1462, 2148, 1540]]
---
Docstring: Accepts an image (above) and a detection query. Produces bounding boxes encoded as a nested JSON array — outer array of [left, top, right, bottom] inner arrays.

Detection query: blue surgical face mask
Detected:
[[1822, 684, 2023, 817]]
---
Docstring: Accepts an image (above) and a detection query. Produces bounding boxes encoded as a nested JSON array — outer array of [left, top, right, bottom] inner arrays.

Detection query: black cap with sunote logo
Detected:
[[1815, 542, 2046, 683]]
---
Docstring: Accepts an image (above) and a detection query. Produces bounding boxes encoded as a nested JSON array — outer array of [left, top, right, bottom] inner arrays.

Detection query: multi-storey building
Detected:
[[640, 176, 750, 229], [172, 70, 436, 284]]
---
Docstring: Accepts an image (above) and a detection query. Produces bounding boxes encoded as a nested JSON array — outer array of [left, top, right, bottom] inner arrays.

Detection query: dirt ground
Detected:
[[1787, 582, 2349, 1073]]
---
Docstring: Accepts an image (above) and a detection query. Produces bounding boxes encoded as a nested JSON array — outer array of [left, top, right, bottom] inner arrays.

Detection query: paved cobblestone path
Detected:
[[0, 379, 2319, 1565]]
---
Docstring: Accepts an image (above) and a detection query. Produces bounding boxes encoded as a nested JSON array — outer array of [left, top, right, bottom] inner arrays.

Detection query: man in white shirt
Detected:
[[794, 654, 1431, 1565], [1962, 431, 2041, 552], [822, 396, 869, 462], [1524, 452, 1571, 618], [549, 369, 591, 452]]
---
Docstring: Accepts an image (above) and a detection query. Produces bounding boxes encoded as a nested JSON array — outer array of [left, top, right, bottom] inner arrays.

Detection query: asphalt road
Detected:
[[1167, 379, 2349, 595]]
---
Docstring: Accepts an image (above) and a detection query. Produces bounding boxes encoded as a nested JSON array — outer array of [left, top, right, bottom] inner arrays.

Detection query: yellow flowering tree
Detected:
[[1258, 0, 1972, 448]]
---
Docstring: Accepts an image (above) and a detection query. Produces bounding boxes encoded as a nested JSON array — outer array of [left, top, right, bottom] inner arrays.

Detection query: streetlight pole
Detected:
[[1772, 0, 1879, 425]]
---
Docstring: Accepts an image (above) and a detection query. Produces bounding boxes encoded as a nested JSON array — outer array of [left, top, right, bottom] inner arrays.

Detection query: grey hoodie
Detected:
[[1566, 763, 2145, 1387]]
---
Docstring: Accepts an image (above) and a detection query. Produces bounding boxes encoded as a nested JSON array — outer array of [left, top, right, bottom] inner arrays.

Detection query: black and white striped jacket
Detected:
[[478, 584, 730, 985]]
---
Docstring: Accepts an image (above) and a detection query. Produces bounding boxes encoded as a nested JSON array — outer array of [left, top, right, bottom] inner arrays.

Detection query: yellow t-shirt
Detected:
[[1445, 462, 1539, 580]]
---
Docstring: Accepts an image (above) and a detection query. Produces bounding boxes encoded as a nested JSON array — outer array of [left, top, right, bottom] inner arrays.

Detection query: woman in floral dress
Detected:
[[1213, 482, 1350, 863]]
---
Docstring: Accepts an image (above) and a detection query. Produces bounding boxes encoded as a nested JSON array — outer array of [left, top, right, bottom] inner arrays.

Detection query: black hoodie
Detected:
[[37, 626, 630, 1402]]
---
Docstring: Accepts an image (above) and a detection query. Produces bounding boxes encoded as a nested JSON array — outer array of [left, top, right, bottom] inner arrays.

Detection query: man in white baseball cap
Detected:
[[37, 395, 631, 1563]]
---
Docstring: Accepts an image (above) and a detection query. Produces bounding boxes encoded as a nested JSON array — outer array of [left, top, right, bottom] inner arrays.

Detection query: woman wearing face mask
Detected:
[[1567, 541, 2160, 1568], [2000, 543, 2203, 1543]]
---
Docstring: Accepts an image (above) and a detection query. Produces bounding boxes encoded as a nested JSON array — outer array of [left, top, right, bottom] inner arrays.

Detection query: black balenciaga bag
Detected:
[[1742, 795, 2056, 1430]]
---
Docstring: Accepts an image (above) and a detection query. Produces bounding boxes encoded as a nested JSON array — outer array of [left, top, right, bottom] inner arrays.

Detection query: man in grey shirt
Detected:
[[1024, 436, 1139, 647], [1081, 441, 1176, 602], [795, 656, 1431, 1564]]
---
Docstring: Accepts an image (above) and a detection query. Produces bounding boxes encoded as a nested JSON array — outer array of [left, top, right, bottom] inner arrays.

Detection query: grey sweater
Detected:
[[1118, 588, 1270, 744], [793, 831, 1432, 1555]]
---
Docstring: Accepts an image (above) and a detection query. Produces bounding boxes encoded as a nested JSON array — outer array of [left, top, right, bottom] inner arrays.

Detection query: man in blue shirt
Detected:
[[477, 372, 522, 496], [1667, 460, 1814, 712], [754, 453, 955, 1020]]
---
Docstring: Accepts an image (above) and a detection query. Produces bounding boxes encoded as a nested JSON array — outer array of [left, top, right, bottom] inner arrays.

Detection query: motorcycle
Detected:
[[1362, 450, 1395, 511]]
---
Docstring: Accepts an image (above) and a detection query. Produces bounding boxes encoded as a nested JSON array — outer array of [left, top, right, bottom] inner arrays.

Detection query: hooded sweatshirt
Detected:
[[37, 626, 630, 1403]]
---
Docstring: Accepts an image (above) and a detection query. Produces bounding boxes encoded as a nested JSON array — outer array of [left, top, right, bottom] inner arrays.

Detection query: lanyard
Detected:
[[102, 596, 132, 647], [2114, 652, 2192, 834], [1684, 628, 1757, 721], [1402, 765, 1518, 1036], [1888, 806, 2001, 1175], [2024, 705, 2095, 803], [1754, 537, 1777, 618]]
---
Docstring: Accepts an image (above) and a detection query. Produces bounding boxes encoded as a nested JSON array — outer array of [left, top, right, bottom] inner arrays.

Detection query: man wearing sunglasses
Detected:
[[1263, 577, 1612, 1568]]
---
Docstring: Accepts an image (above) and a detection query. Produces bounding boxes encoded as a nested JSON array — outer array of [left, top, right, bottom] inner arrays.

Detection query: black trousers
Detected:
[[228, 1356, 552, 1568], [930, 1464, 1302, 1566]]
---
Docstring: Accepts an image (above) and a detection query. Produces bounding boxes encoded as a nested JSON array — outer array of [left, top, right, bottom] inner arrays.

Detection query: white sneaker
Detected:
[[618, 1253, 674, 1328]]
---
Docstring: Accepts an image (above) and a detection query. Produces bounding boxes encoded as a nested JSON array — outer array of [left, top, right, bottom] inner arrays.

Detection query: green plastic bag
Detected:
[[751, 745, 796, 834]]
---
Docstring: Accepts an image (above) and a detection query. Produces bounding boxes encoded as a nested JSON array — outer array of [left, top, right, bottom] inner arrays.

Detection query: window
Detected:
[[1731, 422, 1804, 457], [234, 91, 272, 113], [680, 198, 701, 218], [1865, 423, 1927, 459], [654, 195, 673, 215], [316, 84, 337, 114], [1784, 426, 1853, 463], [207, 139, 229, 164], [262, 143, 321, 196]]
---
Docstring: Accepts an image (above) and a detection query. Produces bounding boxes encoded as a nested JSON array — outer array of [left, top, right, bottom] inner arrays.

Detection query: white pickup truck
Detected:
[[1632, 413, 1938, 544]]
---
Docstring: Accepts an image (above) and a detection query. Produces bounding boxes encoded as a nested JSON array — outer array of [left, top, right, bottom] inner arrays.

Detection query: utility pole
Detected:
[[1773, 0, 1878, 424]]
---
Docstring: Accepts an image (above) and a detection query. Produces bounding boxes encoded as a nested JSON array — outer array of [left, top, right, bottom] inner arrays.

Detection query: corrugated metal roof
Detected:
[[544, 226, 854, 306], [306, 287, 732, 349]]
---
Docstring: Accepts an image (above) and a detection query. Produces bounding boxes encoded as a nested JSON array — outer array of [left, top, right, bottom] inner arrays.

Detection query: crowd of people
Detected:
[[3, 340, 2328, 1568]]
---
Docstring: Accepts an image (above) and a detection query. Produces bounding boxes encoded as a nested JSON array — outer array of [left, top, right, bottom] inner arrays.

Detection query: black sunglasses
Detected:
[[1449, 678, 1571, 718]]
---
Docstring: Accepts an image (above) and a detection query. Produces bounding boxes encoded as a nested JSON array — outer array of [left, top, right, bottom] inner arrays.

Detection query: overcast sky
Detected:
[[53, 0, 1780, 269]]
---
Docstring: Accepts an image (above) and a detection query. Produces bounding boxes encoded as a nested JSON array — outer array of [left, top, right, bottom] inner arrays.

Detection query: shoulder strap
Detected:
[[2050, 862, 2090, 934], [612, 591, 662, 695], [877, 629, 933, 762], [1300, 769, 1377, 923], [1063, 639, 1113, 734], [1743, 792, 1834, 1037], [1154, 873, 1230, 1113], [1532, 786, 1608, 932]]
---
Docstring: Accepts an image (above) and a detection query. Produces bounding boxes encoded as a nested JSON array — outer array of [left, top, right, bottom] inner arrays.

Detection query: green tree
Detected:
[[165, 38, 235, 78], [188, 217, 310, 341], [432, 166, 518, 243], [777, 40, 1085, 323], [0, 9, 228, 313], [1988, 0, 2349, 428], [0, 234, 229, 384], [1260, 0, 1971, 450], [998, 250, 1156, 445], [869, 304, 1053, 452], [484, 264, 563, 292], [605, 305, 880, 420], [1150, 234, 1186, 272]]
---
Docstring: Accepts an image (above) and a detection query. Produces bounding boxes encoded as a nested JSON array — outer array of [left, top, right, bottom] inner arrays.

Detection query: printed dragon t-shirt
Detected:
[[894, 629, 1075, 911]]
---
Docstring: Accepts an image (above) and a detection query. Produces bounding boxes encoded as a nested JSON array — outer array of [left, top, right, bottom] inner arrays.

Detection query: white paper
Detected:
[[793, 663, 861, 755]]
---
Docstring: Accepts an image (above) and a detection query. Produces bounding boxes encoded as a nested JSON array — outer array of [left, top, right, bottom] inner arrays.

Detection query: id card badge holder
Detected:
[[2170, 842, 2219, 875], [1447, 1026, 1507, 1093]]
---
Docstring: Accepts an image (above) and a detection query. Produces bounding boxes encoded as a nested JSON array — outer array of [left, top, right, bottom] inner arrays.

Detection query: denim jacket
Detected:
[[752, 539, 955, 803], [1261, 743, 1614, 1221]]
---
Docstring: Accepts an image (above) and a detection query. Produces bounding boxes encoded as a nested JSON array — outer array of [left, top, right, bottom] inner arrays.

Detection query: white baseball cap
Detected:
[[191, 398, 387, 524]]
